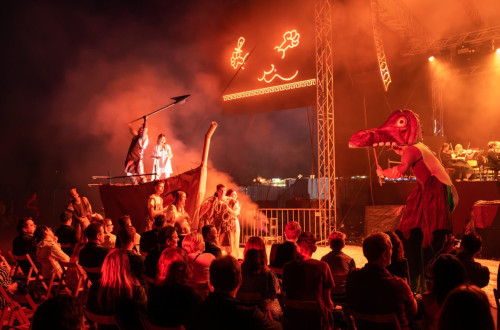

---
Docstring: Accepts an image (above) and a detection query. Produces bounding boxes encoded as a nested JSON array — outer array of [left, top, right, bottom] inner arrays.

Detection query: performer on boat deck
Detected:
[[125, 117, 149, 184], [151, 134, 173, 181]]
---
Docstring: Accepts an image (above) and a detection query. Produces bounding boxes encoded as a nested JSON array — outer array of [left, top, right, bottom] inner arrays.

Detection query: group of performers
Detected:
[[125, 117, 173, 184], [146, 181, 241, 259], [439, 141, 500, 181]]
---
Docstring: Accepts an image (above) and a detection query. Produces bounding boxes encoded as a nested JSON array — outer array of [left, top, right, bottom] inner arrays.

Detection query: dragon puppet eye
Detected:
[[395, 116, 407, 127]]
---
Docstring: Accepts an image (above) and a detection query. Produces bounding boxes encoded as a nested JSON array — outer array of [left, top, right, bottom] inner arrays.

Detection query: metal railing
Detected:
[[239, 208, 326, 246]]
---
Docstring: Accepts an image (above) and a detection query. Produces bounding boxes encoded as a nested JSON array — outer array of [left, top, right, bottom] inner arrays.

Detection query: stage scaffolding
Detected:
[[315, 0, 336, 243]]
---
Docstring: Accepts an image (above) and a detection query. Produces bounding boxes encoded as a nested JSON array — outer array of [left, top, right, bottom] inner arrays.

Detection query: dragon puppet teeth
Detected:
[[392, 142, 397, 146], [373, 143, 378, 147], [385, 142, 391, 146], [378, 142, 385, 146]]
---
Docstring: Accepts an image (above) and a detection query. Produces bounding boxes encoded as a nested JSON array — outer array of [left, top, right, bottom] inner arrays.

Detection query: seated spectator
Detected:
[[115, 215, 140, 253], [55, 211, 78, 256], [346, 232, 417, 328], [78, 222, 109, 284], [119, 225, 145, 285], [243, 236, 267, 256], [32, 294, 85, 330], [182, 232, 215, 298], [0, 265, 18, 309], [270, 221, 301, 270], [321, 231, 356, 302], [385, 231, 410, 283], [34, 225, 70, 279], [282, 232, 334, 329], [87, 249, 146, 329], [102, 218, 116, 249], [174, 217, 191, 248], [421, 254, 467, 330], [144, 225, 178, 279], [202, 224, 222, 258], [456, 233, 490, 288], [192, 255, 281, 330], [438, 284, 494, 330], [147, 248, 202, 328], [239, 244, 282, 320], [140, 214, 166, 255], [12, 217, 37, 274]]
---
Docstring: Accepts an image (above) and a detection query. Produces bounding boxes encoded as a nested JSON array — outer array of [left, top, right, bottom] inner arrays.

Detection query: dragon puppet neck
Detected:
[[349, 109, 423, 148]]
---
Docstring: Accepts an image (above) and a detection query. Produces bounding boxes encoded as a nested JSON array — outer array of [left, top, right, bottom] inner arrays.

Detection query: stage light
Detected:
[[497, 48, 500, 55], [428, 56, 435, 62]]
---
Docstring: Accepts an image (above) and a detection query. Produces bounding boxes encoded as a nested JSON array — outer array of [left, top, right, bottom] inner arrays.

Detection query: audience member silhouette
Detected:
[[202, 224, 222, 258], [346, 232, 417, 329], [421, 254, 467, 330], [31, 295, 85, 330], [118, 225, 145, 285], [385, 231, 410, 283], [140, 214, 166, 255], [86, 248, 146, 328], [282, 231, 334, 329], [182, 232, 215, 298], [192, 255, 281, 330], [239, 237, 282, 320], [78, 222, 109, 284], [269, 221, 301, 270], [55, 211, 77, 256], [456, 233, 490, 288], [144, 225, 178, 279], [12, 217, 37, 274], [147, 247, 202, 328], [34, 225, 70, 279], [437, 284, 494, 330], [321, 231, 356, 303]]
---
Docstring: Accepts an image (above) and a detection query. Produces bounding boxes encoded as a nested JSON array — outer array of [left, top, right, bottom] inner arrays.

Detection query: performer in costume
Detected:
[[125, 117, 149, 184], [165, 190, 190, 227], [146, 181, 168, 231], [151, 134, 173, 181], [67, 188, 102, 243], [224, 189, 241, 258], [349, 109, 458, 248], [198, 184, 239, 252]]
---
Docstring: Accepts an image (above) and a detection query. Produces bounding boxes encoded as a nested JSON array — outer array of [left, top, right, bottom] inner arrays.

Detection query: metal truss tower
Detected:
[[315, 0, 336, 243]]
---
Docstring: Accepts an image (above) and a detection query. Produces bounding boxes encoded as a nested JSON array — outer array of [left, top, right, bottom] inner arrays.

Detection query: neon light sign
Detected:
[[222, 79, 316, 101], [230, 37, 249, 69], [274, 30, 300, 59], [257, 64, 299, 83]]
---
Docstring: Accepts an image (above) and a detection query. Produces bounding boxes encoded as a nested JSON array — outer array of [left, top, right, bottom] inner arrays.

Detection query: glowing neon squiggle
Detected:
[[222, 78, 316, 101], [230, 37, 249, 69], [274, 30, 300, 59], [257, 64, 299, 83]]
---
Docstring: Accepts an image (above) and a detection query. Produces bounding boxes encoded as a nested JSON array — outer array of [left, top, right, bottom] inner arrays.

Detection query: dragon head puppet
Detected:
[[349, 109, 423, 148]]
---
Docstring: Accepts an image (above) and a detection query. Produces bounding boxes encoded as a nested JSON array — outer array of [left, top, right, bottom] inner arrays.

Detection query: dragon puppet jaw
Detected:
[[348, 109, 423, 148]]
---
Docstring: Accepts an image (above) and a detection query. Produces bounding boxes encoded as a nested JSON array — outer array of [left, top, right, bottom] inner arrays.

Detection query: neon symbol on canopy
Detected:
[[257, 64, 298, 83], [230, 37, 249, 69], [274, 30, 300, 59]]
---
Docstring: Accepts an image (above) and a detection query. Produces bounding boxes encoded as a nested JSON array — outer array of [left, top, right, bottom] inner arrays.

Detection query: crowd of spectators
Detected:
[[1, 189, 497, 330]]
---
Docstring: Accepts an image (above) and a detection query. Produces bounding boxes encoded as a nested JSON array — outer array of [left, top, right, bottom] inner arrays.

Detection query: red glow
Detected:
[[230, 37, 249, 69], [257, 64, 298, 83], [274, 30, 300, 59]]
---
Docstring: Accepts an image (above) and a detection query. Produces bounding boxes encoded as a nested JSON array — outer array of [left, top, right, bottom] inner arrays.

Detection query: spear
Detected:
[[129, 94, 190, 123]]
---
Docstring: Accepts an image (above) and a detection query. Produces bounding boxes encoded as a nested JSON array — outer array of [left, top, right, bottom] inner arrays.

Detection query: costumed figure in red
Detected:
[[349, 110, 458, 248]]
